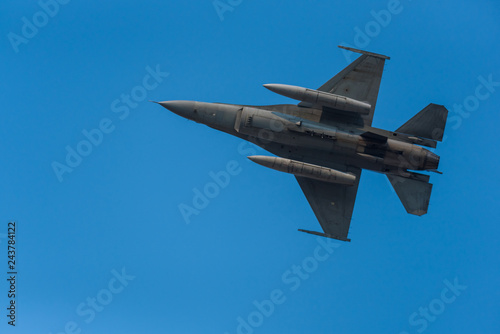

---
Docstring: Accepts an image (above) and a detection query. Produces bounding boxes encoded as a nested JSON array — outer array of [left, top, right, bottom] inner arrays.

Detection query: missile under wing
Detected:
[[298, 46, 389, 126], [295, 163, 362, 242]]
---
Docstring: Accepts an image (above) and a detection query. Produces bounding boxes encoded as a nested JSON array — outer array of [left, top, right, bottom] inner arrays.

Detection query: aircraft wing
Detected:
[[295, 165, 362, 242], [299, 46, 389, 126]]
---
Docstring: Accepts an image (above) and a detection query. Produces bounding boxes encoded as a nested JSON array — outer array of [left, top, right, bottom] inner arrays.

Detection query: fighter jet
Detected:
[[156, 46, 448, 242]]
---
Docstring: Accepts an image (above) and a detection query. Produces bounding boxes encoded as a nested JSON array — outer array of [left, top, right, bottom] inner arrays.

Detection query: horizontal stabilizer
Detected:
[[396, 104, 448, 141], [387, 174, 433, 216]]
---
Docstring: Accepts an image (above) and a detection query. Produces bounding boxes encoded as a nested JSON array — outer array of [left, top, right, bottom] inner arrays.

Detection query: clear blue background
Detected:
[[1, 0, 499, 333]]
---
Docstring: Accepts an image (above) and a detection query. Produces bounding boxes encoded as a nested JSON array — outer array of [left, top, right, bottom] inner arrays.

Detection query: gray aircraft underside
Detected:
[[156, 46, 448, 242]]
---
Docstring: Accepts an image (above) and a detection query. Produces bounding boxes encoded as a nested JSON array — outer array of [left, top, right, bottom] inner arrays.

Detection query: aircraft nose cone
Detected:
[[158, 100, 196, 118]]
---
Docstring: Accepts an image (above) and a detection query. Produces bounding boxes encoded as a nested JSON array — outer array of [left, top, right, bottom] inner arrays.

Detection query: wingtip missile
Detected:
[[298, 229, 351, 242], [337, 45, 390, 60]]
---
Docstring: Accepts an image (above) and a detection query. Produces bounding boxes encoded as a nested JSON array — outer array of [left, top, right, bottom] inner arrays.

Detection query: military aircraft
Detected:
[[156, 46, 448, 242]]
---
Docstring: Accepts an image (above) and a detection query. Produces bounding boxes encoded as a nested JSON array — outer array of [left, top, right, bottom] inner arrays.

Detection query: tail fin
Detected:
[[387, 173, 433, 216], [396, 103, 448, 142]]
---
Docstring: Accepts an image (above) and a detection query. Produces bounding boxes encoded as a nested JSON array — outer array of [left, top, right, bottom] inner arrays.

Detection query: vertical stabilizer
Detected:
[[396, 104, 448, 142]]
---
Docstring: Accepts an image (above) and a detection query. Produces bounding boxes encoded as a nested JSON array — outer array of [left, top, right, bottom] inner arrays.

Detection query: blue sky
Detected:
[[1, 0, 500, 333]]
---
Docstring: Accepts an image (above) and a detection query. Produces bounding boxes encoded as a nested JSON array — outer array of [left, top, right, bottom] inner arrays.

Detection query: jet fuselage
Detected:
[[160, 100, 440, 175]]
